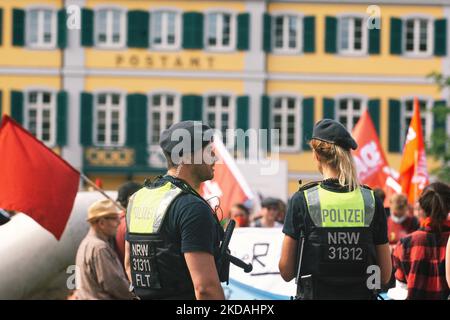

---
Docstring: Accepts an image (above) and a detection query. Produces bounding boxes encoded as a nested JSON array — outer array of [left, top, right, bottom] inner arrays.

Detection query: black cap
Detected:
[[261, 197, 280, 208], [312, 119, 358, 150], [159, 121, 214, 156]]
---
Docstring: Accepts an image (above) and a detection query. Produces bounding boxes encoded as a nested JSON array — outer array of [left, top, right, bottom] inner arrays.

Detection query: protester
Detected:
[[392, 182, 450, 299], [229, 204, 250, 228], [114, 181, 142, 266], [279, 119, 392, 299], [251, 197, 283, 228], [387, 193, 419, 249], [75, 199, 133, 300], [374, 188, 390, 217], [276, 199, 287, 225]]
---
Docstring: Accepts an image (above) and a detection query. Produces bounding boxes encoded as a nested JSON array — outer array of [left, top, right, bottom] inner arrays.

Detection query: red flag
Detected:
[[200, 137, 253, 221], [0, 115, 80, 239], [399, 98, 429, 204], [352, 110, 401, 205]]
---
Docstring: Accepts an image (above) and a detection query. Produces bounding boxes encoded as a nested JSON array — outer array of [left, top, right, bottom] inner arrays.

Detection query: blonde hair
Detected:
[[310, 139, 360, 191]]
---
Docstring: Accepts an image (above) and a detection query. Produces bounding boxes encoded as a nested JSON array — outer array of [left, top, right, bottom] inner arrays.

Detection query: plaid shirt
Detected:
[[393, 218, 450, 300]]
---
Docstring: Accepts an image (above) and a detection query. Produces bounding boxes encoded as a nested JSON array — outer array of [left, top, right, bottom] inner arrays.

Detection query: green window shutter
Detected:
[[434, 19, 447, 56], [182, 12, 204, 49], [56, 91, 68, 146], [302, 97, 314, 150], [12, 9, 25, 47], [81, 8, 94, 47], [57, 9, 67, 49], [263, 13, 271, 52], [325, 16, 337, 54], [10, 91, 24, 124], [368, 19, 381, 54], [433, 100, 447, 131], [388, 99, 401, 152], [368, 99, 381, 135], [127, 10, 149, 48], [323, 98, 335, 119], [126, 94, 148, 165], [0, 9, 3, 46], [236, 96, 249, 131], [80, 92, 93, 146], [261, 95, 271, 151], [182, 95, 203, 121], [237, 13, 250, 51], [390, 18, 402, 55], [303, 16, 315, 53]]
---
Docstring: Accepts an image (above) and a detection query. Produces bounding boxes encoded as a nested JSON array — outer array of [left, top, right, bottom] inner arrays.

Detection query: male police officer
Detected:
[[124, 121, 225, 300], [279, 119, 392, 299]]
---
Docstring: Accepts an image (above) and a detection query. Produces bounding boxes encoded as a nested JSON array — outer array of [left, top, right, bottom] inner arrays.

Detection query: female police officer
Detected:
[[279, 119, 392, 299]]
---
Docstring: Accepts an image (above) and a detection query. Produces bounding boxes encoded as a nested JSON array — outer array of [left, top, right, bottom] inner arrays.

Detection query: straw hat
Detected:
[[87, 199, 120, 222]]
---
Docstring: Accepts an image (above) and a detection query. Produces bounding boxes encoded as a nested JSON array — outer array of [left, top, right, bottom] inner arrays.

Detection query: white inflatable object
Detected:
[[0, 191, 117, 299]]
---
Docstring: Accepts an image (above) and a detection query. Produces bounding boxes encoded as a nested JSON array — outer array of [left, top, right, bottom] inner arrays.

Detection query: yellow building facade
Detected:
[[0, 0, 448, 195]]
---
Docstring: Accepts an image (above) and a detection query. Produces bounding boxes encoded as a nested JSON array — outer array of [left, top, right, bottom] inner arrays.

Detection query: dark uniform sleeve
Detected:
[[178, 201, 216, 255], [282, 191, 306, 240], [371, 196, 389, 245]]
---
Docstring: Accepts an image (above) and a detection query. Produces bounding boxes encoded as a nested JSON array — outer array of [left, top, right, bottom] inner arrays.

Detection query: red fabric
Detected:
[[399, 98, 429, 204], [392, 220, 450, 299], [352, 110, 401, 207], [0, 116, 80, 239], [387, 215, 419, 245], [115, 211, 127, 267]]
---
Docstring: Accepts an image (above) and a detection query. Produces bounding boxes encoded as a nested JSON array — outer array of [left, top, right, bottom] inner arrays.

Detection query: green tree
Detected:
[[427, 72, 450, 183]]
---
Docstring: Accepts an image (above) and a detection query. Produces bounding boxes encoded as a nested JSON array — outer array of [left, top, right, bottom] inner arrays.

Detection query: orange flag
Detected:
[[399, 98, 429, 204], [352, 110, 401, 206]]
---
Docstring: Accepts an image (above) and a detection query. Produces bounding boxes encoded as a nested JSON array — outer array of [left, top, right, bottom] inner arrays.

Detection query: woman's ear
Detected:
[[313, 150, 320, 162]]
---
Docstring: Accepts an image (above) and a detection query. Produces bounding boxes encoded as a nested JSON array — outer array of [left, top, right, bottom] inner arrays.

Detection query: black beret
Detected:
[[159, 121, 214, 155], [312, 119, 358, 150]]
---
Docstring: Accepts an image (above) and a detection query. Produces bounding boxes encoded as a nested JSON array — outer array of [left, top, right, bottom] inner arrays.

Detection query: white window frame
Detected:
[[93, 91, 126, 147], [335, 95, 368, 131], [24, 88, 57, 146], [204, 10, 236, 52], [204, 93, 236, 148], [337, 14, 368, 56], [400, 96, 433, 146], [94, 6, 127, 49], [148, 91, 181, 146], [271, 95, 301, 152], [149, 9, 181, 51], [26, 6, 57, 49], [271, 12, 303, 55], [402, 15, 433, 58]]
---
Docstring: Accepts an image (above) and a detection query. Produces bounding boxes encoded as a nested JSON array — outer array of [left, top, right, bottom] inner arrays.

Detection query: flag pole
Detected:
[[80, 174, 125, 211]]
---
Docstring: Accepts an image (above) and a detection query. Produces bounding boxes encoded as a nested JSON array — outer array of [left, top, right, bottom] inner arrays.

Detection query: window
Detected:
[[205, 95, 234, 146], [27, 8, 56, 48], [402, 99, 431, 145], [150, 94, 180, 145], [95, 8, 126, 48], [339, 16, 367, 55], [272, 97, 300, 150], [94, 93, 124, 146], [206, 12, 235, 51], [273, 15, 302, 53], [336, 97, 366, 131], [26, 91, 56, 145], [404, 18, 432, 56], [150, 11, 180, 49]]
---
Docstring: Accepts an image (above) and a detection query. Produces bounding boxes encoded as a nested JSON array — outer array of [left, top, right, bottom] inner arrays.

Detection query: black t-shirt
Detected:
[[283, 179, 388, 245], [126, 176, 222, 255]]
